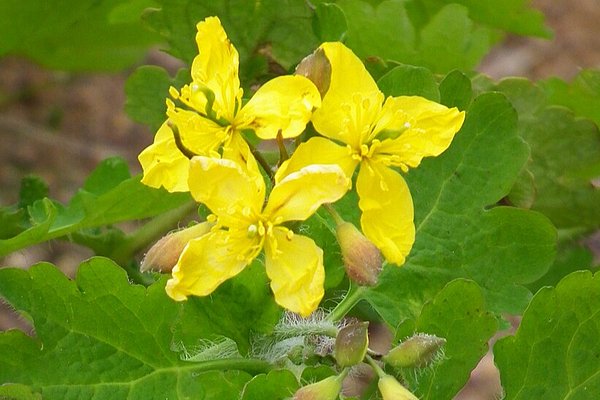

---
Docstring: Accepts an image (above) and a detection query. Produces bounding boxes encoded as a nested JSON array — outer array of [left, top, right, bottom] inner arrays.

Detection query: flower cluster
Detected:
[[139, 16, 465, 317]]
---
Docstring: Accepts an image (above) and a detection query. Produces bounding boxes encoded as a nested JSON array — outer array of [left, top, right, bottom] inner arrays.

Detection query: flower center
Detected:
[[349, 139, 382, 162]]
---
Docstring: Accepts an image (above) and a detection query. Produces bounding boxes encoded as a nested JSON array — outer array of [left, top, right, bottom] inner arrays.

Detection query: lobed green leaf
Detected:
[[0, 157, 190, 257], [240, 369, 299, 400], [495, 271, 600, 399], [125, 66, 190, 132], [496, 78, 600, 232], [0, 258, 273, 399], [395, 279, 497, 400]]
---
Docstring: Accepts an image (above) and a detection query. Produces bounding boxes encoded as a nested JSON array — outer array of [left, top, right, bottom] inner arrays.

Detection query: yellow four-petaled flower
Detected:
[[279, 42, 466, 266], [138, 16, 321, 192], [166, 150, 350, 317]]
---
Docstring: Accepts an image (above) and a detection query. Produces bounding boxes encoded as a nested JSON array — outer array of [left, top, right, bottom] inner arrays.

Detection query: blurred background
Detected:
[[1, 0, 599, 398]]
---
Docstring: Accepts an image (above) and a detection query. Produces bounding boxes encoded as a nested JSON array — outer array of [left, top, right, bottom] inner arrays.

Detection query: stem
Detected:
[[323, 203, 344, 226], [111, 200, 197, 265], [365, 354, 386, 378], [326, 284, 367, 322], [247, 141, 274, 180], [184, 357, 272, 375], [276, 130, 289, 166]]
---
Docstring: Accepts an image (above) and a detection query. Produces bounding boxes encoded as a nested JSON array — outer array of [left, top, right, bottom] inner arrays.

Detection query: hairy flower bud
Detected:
[[335, 222, 383, 286], [378, 375, 419, 400], [293, 375, 343, 400], [140, 221, 212, 272], [383, 333, 446, 369], [334, 321, 369, 367]]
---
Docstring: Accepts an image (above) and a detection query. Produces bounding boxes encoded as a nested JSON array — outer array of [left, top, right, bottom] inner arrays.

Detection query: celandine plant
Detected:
[[139, 17, 462, 397], [1, 2, 600, 400]]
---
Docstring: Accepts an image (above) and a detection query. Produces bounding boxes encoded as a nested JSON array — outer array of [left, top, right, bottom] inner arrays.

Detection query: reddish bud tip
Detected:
[[336, 222, 383, 286], [140, 221, 212, 273]]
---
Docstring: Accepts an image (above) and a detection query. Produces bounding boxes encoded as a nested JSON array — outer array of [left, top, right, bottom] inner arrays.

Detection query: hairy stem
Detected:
[[326, 284, 368, 322]]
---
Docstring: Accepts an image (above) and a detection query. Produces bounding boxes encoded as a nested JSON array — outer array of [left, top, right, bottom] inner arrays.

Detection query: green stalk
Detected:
[[182, 358, 273, 375], [365, 354, 386, 378], [326, 284, 368, 322]]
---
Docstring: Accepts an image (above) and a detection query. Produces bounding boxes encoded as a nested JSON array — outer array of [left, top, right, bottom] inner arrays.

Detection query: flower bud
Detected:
[[378, 375, 419, 400], [334, 321, 369, 367], [293, 375, 343, 400], [335, 222, 383, 286], [140, 221, 212, 272], [295, 47, 331, 97], [383, 333, 446, 369]]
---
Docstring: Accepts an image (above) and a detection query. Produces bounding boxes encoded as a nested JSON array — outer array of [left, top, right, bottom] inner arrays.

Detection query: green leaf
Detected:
[[495, 271, 600, 399], [337, 1, 496, 73], [418, 4, 494, 73], [365, 93, 556, 326], [0, 157, 190, 257], [395, 279, 497, 400], [144, 0, 318, 83], [541, 69, 600, 130], [125, 66, 189, 131], [17, 176, 48, 210], [313, 2, 347, 42], [337, 0, 416, 64], [378, 64, 440, 101], [439, 70, 473, 110], [241, 369, 299, 400], [0, 0, 161, 71], [415, 0, 551, 38], [0, 384, 42, 400], [498, 78, 600, 231], [301, 210, 346, 290], [0, 206, 24, 239], [527, 242, 595, 293], [0, 258, 268, 399], [173, 261, 281, 355]]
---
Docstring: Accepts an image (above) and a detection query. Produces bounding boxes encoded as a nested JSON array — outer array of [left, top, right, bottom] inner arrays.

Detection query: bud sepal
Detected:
[[383, 333, 446, 369]]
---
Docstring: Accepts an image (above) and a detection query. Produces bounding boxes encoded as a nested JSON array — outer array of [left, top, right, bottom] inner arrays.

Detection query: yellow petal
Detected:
[[275, 137, 358, 183], [356, 162, 415, 266], [236, 75, 321, 139], [264, 164, 350, 223], [166, 99, 231, 154], [191, 16, 242, 121], [311, 42, 381, 145], [138, 122, 191, 192], [188, 156, 265, 224], [264, 229, 325, 316], [222, 132, 262, 177], [166, 230, 256, 300], [375, 96, 465, 171]]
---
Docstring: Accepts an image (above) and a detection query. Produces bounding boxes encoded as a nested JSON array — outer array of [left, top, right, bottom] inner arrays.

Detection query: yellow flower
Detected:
[[278, 42, 465, 266], [139, 16, 321, 192], [165, 150, 350, 317]]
